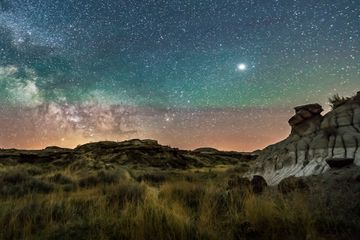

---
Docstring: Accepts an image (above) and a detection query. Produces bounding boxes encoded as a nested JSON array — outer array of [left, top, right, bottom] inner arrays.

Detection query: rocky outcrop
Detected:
[[251, 91, 360, 184], [250, 175, 267, 193], [278, 176, 309, 194], [289, 103, 323, 125], [356, 174, 360, 182], [289, 103, 323, 136]]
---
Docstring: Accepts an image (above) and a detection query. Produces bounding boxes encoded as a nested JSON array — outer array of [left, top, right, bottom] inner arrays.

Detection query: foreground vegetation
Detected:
[[0, 164, 359, 240]]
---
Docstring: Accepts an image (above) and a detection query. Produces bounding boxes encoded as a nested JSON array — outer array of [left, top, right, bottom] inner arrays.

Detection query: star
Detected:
[[237, 63, 247, 71]]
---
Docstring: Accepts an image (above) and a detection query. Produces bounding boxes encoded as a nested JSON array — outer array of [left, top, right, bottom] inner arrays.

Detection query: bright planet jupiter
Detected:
[[0, 0, 359, 151], [237, 63, 247, 71]]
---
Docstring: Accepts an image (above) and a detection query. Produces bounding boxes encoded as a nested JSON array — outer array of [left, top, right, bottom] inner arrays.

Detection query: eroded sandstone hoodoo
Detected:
[[289, 103, 323, 136], [251, 91, 360, 185], [289, 103, 323, 126]]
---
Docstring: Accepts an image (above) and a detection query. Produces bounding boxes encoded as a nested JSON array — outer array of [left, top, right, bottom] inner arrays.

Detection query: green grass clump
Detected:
[[0, 170, 54, 197], [159, 181, 206, 213], [103, 182, 147, 208], [78, 170, 128, 188]]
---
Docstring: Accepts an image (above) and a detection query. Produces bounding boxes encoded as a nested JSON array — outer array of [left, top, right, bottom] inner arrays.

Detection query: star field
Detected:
[[0, 0, 359, 150]]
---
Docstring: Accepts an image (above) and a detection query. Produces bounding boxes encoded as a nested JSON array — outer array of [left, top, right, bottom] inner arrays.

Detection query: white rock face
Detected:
[[252, 93, 360, 185]]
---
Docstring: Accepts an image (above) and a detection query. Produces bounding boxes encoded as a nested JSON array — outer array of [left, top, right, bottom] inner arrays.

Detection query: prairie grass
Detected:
[[0, 167, 358, 240]]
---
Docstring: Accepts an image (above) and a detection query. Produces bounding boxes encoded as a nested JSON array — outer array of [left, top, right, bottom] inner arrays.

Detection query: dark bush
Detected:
[[49, 173, 74, 185], [0, 178, 54, 197], [136, 173, 167, 183], [78, 175, 99, 188], [97, 170, 121, 184], [329, 94, 349, 109], [0, 170, 54, 197], [199, 170, 217, 180], [1, 170, 29, 184], [25, 166, 45, 176], [62, 184, 78, 192]]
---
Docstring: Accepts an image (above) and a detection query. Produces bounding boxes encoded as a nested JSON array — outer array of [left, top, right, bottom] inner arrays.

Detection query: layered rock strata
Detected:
[[252, 91, 360, 184]]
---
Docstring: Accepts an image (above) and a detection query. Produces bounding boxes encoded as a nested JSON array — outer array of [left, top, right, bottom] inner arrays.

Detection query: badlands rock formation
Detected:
[[253, 91, 360, 184]]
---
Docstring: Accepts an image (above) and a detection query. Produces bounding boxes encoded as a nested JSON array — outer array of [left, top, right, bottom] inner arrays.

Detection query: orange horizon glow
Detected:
[[1, 105, 292, 152]]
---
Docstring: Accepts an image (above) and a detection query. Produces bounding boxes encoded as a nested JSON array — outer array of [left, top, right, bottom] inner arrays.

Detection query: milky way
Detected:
[[0, 0, 359, 151]]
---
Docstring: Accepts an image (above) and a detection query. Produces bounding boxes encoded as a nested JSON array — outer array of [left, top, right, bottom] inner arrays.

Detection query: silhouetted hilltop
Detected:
[[0, 139, 256, 170]]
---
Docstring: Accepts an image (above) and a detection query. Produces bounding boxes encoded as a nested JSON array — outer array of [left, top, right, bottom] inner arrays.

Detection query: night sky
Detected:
[[0, 0, 359, 151]]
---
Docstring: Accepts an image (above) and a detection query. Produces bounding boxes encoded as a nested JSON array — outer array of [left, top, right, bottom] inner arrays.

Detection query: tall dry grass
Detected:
[[0, 170, 355, 240]]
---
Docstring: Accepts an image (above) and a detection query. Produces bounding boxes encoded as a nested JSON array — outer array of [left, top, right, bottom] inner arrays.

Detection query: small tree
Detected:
[[328, 94, 349, 109]]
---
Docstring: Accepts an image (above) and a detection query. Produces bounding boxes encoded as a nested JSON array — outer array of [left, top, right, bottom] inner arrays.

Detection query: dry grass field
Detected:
[[1, 162, 358, 240]]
